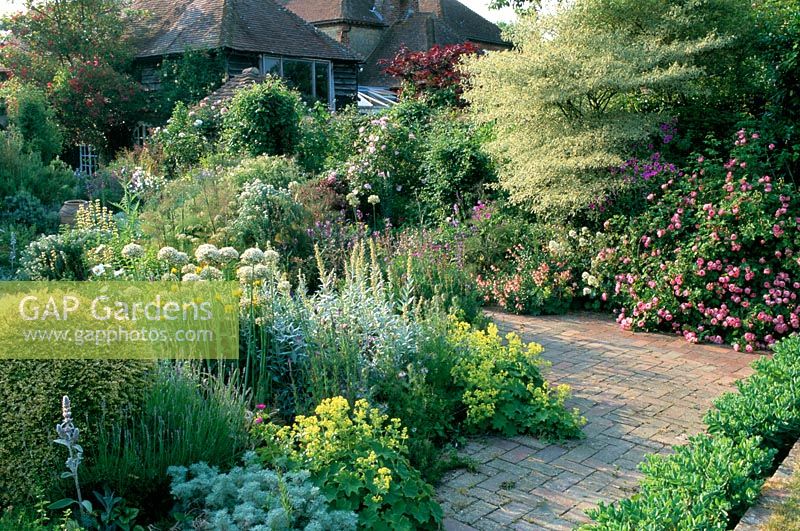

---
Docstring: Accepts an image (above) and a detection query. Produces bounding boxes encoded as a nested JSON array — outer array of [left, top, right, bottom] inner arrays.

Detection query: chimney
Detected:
[[418, 0, 443, 17], [374, 0, 419, 25]]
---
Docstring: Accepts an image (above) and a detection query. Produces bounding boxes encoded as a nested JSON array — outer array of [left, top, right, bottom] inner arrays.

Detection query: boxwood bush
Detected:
[[0, 360, 152, 506], [584, 335, 800, 529]]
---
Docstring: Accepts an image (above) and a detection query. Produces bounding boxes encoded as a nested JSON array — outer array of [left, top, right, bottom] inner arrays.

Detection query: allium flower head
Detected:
[[218, 247, 240, 262], [262, 249, 280, 265], [195, 244, 220, 264], [121, 243, 144, 259], [157, 246, 180, 263], [236, 266, 255, 282], [199, 266, 223, 280], [241, 247, 265, 265]]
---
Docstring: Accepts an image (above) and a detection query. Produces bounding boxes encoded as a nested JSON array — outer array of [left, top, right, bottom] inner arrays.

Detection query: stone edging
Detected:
[[735, 437, 800, 530]]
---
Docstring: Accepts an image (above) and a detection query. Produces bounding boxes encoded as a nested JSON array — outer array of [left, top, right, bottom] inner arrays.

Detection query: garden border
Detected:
[[735, 437, 800, 530]]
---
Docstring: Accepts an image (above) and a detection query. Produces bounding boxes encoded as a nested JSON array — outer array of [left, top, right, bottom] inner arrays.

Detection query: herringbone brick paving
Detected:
[[439, 311, 759, 530]]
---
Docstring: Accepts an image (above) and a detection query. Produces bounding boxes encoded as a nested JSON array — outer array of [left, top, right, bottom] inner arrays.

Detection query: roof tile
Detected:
[[130, 0, 359, 62]]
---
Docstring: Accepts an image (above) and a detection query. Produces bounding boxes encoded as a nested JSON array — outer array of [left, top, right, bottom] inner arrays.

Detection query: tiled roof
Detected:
[[359, 12, 462, 86], [437, 0, 505, 45], [130, 0, 359, 62], [277, 0, 385, 26], [198, 67, 262, 107]]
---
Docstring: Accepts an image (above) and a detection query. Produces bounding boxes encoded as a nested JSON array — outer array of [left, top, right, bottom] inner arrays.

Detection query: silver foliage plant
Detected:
[[249, 241, 428, 413], [52, 395, 91, 515], [168, 452, 357, 530]]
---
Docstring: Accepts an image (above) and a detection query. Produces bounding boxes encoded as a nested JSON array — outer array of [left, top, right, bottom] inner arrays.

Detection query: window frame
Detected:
[[78, 144, 98, 176], [259, 55, 335, 110]]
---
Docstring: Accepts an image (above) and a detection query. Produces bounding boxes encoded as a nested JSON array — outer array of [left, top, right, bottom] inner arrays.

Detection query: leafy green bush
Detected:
[[255, 397, 443, 529], [221, 78, 303, 158], [371, 312, 468, 483], [705, 335, 800, 450], [139, 166, 238, 249], [0, 360, 152, 506], [153, 102, 217, 172], [168, 452, 358, 530], [449, 321, 585, 438], [0, 129, 77, 206], [419, 116, 494, 220], [0, 192, 59, 231], [1, 80, 63, 163], [155, 49, 226, 115], [87, 365, 251, 514], [226, 179, 310, 257], [585, 435, 774, 530], [226, 155, 307, 189], [18, 232, 94, 280]]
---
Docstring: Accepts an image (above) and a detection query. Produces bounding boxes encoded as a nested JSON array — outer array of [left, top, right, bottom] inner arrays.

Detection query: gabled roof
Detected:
[[277, 0, 386, 26], [358, 11, 463, 86], [130, 0, 359, 62], [436, 0, 505, 46]]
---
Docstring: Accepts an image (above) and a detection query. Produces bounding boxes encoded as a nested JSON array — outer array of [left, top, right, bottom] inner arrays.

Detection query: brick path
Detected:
[[439, 311, 758, 530]]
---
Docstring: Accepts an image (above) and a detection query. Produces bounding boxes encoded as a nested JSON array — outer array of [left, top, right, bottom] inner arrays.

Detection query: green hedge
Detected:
[[0, 360, 152, 506], [584, 335, 800, 529]]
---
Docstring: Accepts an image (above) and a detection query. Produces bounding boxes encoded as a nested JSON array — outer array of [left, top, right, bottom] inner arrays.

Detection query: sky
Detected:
[[0, 0, 518, 22]]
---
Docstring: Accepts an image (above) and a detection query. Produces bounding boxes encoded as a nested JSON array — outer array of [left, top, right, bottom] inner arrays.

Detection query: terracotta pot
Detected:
[[59, 200, 89, 226]]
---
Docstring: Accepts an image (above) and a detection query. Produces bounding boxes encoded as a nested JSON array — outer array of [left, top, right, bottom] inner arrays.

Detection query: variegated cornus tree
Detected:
[[462, 0, 748, 221]]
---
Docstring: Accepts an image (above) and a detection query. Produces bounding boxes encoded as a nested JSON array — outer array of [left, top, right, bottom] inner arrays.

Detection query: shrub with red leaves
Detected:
[[380, 42, 479, 107]]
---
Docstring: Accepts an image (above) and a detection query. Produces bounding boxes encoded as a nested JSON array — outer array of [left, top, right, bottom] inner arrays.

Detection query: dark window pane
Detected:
[[262, 57, 281, 76], [282, 60, 313, 103], [315, 61, 330, 105]]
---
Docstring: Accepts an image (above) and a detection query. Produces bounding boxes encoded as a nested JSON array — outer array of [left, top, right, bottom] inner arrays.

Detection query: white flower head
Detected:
[[195, 244, 220, 264], [174, 251, 190, 266], [218, 247, 240, 263], [91, 264, 108, 276], [199, 266, 223, 280], [241, 247, 265, 265], [262, 249, 280, 265], [367, 194, 380, 205], [236, 266, 255, 282], [253, 264, 272, 279], [182, 273, 201, 282], [157, 246, 180, 263], [122, 243, 145, 259], [181, 263, 198, 275]]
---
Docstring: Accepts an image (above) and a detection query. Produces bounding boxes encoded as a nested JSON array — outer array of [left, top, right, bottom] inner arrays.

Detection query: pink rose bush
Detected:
[[595, 131, 799, 350]]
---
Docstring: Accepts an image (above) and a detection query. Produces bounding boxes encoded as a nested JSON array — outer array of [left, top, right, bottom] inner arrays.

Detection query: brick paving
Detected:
[[438, 311, 759, 530]]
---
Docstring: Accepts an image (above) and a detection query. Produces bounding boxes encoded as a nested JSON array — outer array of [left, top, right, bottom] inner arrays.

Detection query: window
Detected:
[[315, 61, 331, 105], [78, 144, 98, 176], [260, 56, 334, 109], [133, 123, 151, 147]]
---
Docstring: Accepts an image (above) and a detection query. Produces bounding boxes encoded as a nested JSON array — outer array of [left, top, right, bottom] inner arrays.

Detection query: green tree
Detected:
[[1, 1, 142, 150], [0, 79, 63, 162], [463, 1, 734, 219]]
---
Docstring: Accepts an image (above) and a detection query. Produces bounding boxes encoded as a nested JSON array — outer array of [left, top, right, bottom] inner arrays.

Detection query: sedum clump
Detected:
[[168, 452, 357, 531]]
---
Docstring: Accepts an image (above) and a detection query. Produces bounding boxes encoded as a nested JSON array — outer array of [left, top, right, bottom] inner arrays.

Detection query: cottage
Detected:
[[278, 0, 509, 88], [130, 0, 362, 110]]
